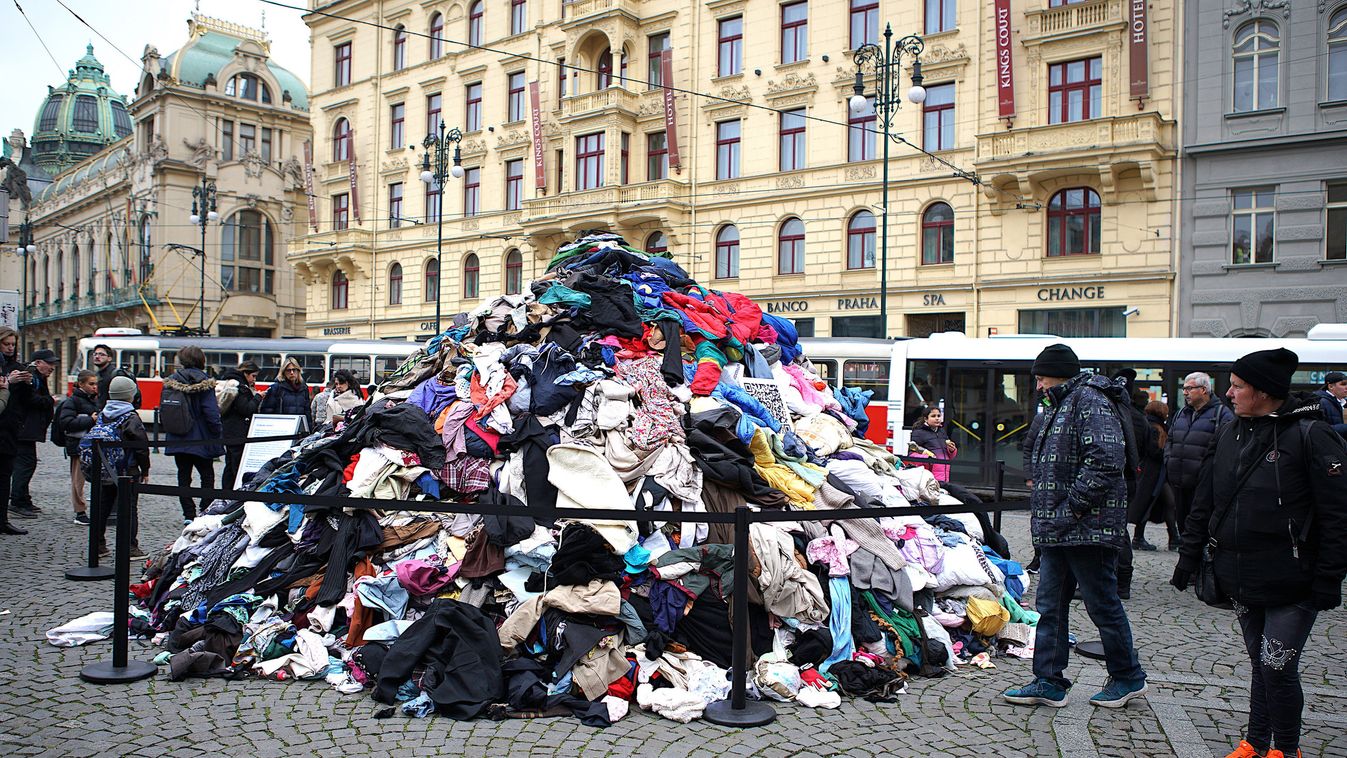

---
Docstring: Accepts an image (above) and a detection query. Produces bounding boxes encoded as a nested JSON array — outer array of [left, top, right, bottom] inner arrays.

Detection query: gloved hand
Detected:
[[1311, 580, 1341, 611], [1169, 567, 1192, 591]]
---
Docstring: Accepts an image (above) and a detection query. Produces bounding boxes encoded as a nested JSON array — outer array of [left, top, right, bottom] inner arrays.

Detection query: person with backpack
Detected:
[[54, 369, 100, 525], [259, 357, 313, 428], [1171, 348, 1347, 758], [1003, 343, 1147, 711], [1166, 371, 1234, 539], [218, 361, 260, 489], [83, 375, 149, 559], [9, 348, 58, 521], [90, 343, 141, 411], [162, 345, 224, 523]]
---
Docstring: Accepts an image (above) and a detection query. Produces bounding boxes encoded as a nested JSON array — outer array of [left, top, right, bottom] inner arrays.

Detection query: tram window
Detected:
[[811, 359, 838, 387], [204, 351, 240, 378], [843, 360, 889, 401], [906, 360, 942, 427], [121, 350, 157, 378], [286, 353, 326, 384], [242, 352, 282, 382], [375, 355, 406, 383], [331, 356, 371, 385]]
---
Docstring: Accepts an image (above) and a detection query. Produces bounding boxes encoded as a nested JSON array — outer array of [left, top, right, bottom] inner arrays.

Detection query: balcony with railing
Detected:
[[522, 179, 690, 230], [561, 87, 641, 122], [977, 112, 1173, 166], [561, 0, 640, 23], [22, 285, 159, 325], [1022, 0, 1123, 44]]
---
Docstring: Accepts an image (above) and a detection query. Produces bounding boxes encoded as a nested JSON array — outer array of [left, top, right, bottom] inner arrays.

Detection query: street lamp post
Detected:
[[419, 121, 464, 335], [851, 24, 926, 339], [15, 220, 36, 355], [189, 177, 218, 335]]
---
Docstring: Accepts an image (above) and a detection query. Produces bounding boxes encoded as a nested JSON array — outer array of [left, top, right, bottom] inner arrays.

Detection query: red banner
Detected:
[[1128, 0, 1149, 99], [529, 82, 547, 191], [994, 0, 1016, 119], [346, 130, 361, 224], [661, 50, 681, 172], [302, 140, 318, 232]]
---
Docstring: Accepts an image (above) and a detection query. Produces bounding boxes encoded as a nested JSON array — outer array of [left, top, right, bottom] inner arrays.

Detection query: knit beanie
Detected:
[[1232, 347, 1298, 399], [108, 375, 137, 401], [1031, 344, 1080, 378]]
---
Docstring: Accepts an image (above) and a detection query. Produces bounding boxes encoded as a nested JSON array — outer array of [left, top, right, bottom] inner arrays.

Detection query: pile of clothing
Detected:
[[112, 232, 1035, 725]]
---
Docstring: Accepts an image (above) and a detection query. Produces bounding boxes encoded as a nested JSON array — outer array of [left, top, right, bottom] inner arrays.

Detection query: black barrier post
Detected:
[[993, 460, 1006, 533], [80, 476, 156, 684], [704, 506, 776, 727], [66, 439, 114, 581]]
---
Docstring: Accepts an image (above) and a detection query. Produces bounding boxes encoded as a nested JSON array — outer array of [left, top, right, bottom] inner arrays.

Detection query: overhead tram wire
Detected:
[[13, 0, 72, 80]]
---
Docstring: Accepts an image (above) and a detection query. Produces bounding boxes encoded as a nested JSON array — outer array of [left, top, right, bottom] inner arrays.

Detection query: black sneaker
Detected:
[[1132, 538, 1158, 552], [11, 506, 39, 520], [74, 512, 91, 526]]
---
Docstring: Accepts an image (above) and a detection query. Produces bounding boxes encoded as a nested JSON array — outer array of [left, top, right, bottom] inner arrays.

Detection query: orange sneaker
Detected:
[[1225, 742, 1264, 758], [1265, 751, 1301, 758]]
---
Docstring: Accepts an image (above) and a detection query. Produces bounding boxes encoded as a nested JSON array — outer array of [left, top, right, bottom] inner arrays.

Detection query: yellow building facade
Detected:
[[293, 0, 1177, 341]]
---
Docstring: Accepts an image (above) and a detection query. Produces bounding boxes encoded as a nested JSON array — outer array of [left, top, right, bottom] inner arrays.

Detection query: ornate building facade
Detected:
[[293, 0, 1177, 341]]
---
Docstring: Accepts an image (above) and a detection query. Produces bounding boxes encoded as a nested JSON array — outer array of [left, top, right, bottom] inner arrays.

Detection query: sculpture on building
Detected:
[[281, 156, 304, 191], [183, 137, 213, 168]]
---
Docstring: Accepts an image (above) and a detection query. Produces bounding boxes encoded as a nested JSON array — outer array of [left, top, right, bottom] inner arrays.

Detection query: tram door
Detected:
[[944, 365, 1036, 489]]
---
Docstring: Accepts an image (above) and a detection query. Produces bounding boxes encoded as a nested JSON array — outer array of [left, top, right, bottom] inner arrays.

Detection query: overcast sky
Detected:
[[2, 0, 312, 137]]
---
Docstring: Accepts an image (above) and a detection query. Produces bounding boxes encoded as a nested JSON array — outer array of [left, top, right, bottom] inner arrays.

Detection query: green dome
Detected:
[[164, 17, 309, 111], [31, 44, 132, 175]]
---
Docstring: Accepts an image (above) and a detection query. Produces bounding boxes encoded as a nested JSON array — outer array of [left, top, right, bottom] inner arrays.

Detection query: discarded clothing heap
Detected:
[[115, 231, 1032, 726]]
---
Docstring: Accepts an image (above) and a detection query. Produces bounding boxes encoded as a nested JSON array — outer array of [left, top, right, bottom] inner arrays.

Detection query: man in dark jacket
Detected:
[[163, 346, 224, 522], [1165, 371, 1234, 538], [91, 343, 141, 411], [1313, 370, 1347, 439], [219, 362, 261, 489], [55, 369, 100, 525], [1003, 344, 1147, 710], [1172, 348, 1347, 758], [9, 348, 58, 520], [259, 357, 313, 428]]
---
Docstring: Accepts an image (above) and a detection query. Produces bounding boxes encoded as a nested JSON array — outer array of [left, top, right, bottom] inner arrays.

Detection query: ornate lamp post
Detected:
[[15, 220, 36, 354], [419, 121, 463, 335], [189, 178, 218, 335], [851, 24, 927, 338]]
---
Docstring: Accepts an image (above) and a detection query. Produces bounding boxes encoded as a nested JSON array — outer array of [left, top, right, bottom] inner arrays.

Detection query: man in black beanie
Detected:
[[1005, 344, 1148, 710], [1173, 347, 1347, 758]]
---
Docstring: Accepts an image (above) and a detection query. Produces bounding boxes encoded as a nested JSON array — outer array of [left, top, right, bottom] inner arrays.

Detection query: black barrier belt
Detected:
[[94, 431, 310, 449]]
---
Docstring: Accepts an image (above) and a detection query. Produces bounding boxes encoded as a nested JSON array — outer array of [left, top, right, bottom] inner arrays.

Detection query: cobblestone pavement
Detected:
[[1, 449, 1344, 757]]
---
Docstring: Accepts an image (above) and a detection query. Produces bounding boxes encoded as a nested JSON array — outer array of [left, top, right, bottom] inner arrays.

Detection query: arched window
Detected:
[[645, 231, 669, 256], [388, 262, 403, 305], [333, 117, 352, 162], [56, 249, 65, 301], [424, 258, 440, 302], [463, 254, 481, 298], [1233, 20, 1279, 112], [71, 245, 81, 301], [778, 217, 805, 274], [715, 225, 740, 279], [430, 13, 445, 59], [468, 2, 484, 47], [921, 202, 955, 265], [226, 74, 272, 103], [597, 47, 613, 89], [221, 210, 276, 294], [392, 26, 408, 70], [847, 211, 875, 269], [1046, 188, 1101, 257], [1330, 8, 1347, 101], [332, 270, 349, 310], [138, 215, 152, 284], [504, 249, 523, 295]]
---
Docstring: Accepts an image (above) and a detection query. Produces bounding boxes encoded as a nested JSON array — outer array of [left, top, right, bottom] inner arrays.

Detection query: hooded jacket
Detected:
[[1177, 394, 1347, 607], [163, 367, 225, 459], [1165, 399, 1234, 492], [1027, 372, 1129, 550], [217, 369, 259, 440], [259, 358, 314, 424], [55, 386, 99, 453]]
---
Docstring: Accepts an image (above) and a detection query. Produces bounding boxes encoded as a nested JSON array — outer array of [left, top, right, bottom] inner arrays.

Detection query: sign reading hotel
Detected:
[[994, 0, 1016, 120], [1128, 0, 1149, 99], [661, 49, 682, 172], [347, 129, 361, 224], [302, 140, 318, 232], [529, 82, 547, 191]]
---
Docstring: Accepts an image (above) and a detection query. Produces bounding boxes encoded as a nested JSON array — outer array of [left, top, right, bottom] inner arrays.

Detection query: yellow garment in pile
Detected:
[[748, 429, 817, 507], [966, 596, 1010, 637]]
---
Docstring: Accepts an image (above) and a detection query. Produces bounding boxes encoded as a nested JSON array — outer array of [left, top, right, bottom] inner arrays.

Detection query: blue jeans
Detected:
[[1032, 545, 1145, 689]]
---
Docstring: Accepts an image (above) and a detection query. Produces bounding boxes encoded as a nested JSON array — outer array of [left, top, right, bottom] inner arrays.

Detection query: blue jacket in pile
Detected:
[[1027, 371, 1129, 550]]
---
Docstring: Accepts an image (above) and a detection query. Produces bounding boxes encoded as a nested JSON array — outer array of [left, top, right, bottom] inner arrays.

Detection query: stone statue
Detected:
[[183, 136, 213, 168], [242, 150, 265, 180], [281, 156, 304, 190], [0, 156, 32, 208], [147, 136, 168, 164]]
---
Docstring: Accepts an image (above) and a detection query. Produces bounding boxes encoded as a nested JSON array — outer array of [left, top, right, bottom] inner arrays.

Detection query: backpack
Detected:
[[159, 384, 195, 436], [79, 414, 132, 483], [50, 397, 68, 448], [1088, 384, 1141, 487]]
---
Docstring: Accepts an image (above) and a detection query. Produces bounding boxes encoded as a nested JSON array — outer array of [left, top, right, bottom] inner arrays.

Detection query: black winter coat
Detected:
[[55, 387, 99, 454], [163, 368, 224, 459], [371, 599, 503, 719], [1165, 400, 1234, 492], [0, 353, 23, 454], [1312, 388, 1347, 437], [11, 371, 54, 443], [258, 380, 313, 425], [217, 369, 260, 441], [95, 363, 142, 410], [1177, 394, 1347, 606]]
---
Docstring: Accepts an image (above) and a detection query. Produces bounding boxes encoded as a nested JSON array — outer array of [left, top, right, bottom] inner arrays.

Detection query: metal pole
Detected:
[[878, 26, 892, 339], [19, 226, 28, 356], [199, 184, 206, 334], [434, 154, 445, 335], [79, 475, 156, 683], [703, 505, 775, 727], [66, 439, 114, 581], [994, 459, 1006, 533]]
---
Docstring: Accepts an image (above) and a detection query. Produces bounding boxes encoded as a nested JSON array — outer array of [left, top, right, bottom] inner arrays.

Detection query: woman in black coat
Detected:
[[218, 362, 261, 489], [1128, 400, 1177, 550], [0, 326, 27, 534]]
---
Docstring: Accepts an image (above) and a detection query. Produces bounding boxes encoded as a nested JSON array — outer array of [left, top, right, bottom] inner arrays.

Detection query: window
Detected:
[[1019, 307, 1125, 338], [832, 316, 882, 339], [558, 58, 570, 104], [511, 0, 526, 35], [1234, 20, 1280, 112], [646, 232, 668, 256], [1048, 57, 1102, 124], [430, 13, 444, 58], [620, 132, 630, 184], [715, 225, 740, 278], [466, 82, 482, 131], [426, 93, 442, 134], [239, 123, 257, 155], [848, 96, 875, 162], [468, 1, 484, 47], [72, 96, 99, 132], [389, 182, 404, 228], [333, 117, 351, 161], [392, 26, 407, 70], [778, 218, 805, 274], [925, 0, 955, 34], [388, 262, 403, 305], [850, 0, 878, 48], [331, 271, 349, 310], [463, 253, 480, 298], [505, 249, 523, 295], [647, 131, 668, 180], [576, 132, 605, 190], [718, 17, 743, 76], [334, 42, 352, 87], [847, 211, 876, 269], [505, 159, 523, 210], [221, 210, 276, 294], [333, 193, 350, 230], [716, 120, 740, 179], [555, 148, 565, 192], [225, 74, 271, 103], [424, 258, 440, 302], [922, 83, 955, 151], [1328, 181, 1347, 261], [598, 47, 614, 89], [1331, 9, 1347, 101], [110, 101, 132, 137], [1047, 188, 1101, 257], [261, 128, 273, 163], [1231, 187, 1276, 264], [390, 103, 405, 148], [648, 32, 671, 88], [508, 72, 526, 121], [38, 95, 63, 131], [425, 182, 441, 223], [463, 167, 481, 217], [921, 202, 955, 265], [779, 108, 806, 171], [221, 119, 234, 161], [781, 2, 808, 64]]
